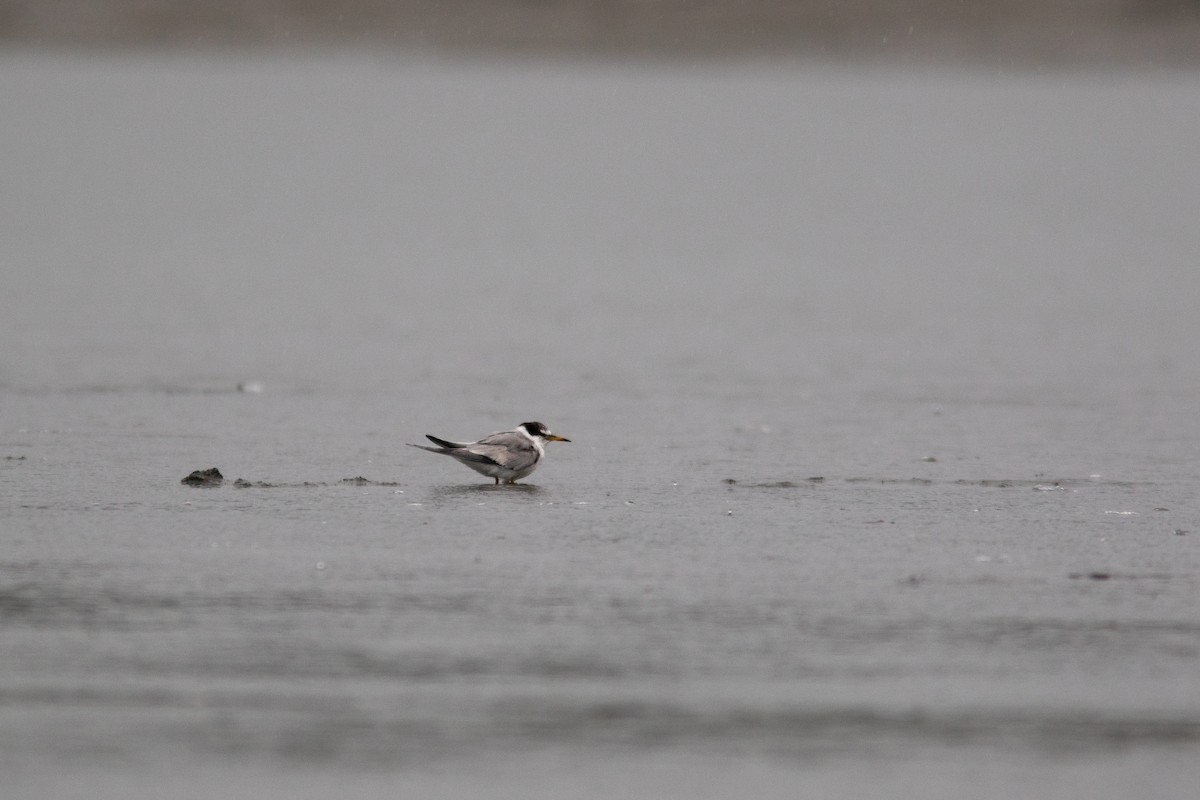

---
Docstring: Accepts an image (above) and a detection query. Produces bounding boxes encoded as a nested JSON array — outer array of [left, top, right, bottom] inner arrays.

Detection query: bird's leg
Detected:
[[494, 477, 500, 485]]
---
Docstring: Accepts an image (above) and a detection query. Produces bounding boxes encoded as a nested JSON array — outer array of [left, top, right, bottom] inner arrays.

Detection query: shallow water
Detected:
[[2, 52, 1199, 797]]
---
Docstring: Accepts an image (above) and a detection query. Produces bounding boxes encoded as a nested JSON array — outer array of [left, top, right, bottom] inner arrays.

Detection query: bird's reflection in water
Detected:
[[429, 483, 544, 503]]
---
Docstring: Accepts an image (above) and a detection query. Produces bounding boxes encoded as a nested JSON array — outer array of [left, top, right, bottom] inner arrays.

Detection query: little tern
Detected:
[[408, 421, 570, 485]]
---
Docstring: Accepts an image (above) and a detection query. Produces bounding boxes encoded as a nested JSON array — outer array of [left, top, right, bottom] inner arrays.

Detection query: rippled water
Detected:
[[2, 52, 1199, 798]]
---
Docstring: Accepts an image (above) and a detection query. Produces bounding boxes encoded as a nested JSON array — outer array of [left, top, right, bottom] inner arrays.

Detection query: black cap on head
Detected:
[[521, 421, 549, 436]]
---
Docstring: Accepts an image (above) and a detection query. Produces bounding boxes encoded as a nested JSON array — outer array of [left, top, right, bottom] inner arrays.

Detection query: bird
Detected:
[[408, 421, 570, 485]]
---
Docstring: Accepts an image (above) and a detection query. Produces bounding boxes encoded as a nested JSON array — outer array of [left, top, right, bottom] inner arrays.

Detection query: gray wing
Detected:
[[466, 431, 540, 471]]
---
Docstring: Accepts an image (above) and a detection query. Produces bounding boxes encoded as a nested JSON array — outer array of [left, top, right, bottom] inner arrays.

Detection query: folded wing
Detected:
[[468, 431, 540, 471]]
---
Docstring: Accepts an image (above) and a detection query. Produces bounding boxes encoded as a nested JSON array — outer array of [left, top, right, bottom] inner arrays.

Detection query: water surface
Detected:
[[2, 52, 1199, 798]]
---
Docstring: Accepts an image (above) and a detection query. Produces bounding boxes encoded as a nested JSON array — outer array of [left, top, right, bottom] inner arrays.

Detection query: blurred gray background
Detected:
[[4, 0, 1200, 63]]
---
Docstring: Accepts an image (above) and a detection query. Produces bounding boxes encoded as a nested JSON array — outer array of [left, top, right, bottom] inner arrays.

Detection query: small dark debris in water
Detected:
[[846, 477, 934, 485], [736, 475, 1141, 489], [903, 574, 925, 586], [865, 519, 893, 525], [724, 478, 823, 488], [228, 477, 403, 488], [5, 455, 26, 460], [233, 478, 276, 488], [948, 477, 1142, 489], [341, 477, 402, 487], [919, 456, 937, 462], [182, 467, 223, 486], [1153, 507, 1169, 512], [1069, 571, 1176, 581], [1175, 529, 1189, 536]]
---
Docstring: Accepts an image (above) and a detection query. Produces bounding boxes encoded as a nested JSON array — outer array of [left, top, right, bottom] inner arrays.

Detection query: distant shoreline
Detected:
[[3, 1, 1199, 66]]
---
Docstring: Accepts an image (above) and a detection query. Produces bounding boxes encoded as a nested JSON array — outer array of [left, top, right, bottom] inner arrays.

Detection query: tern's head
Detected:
[[521, 421, 570, 443]]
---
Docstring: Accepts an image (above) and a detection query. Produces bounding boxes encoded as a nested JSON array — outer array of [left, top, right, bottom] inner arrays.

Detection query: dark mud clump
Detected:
[[182, 467, 223, 486]]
